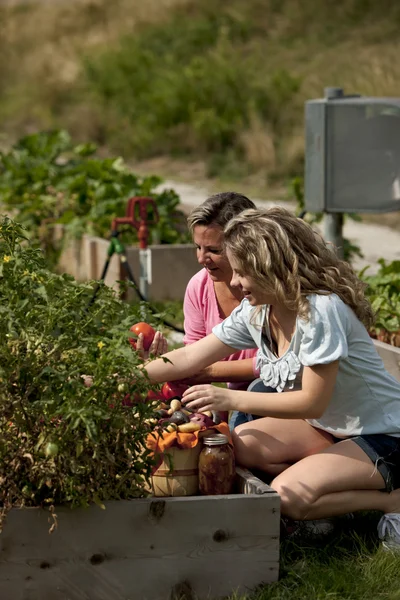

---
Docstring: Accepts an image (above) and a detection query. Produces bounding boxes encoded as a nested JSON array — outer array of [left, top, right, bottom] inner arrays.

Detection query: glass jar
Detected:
[[198, 433, 235, 495]]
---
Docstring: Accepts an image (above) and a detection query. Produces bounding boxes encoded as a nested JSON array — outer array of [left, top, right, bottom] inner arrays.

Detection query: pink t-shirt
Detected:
[[183, 269, 258, 390]]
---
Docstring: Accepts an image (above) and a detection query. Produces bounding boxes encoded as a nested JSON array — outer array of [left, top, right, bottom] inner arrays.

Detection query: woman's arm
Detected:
[[143, 333, 237, 383], [180, 357, 256, 385], [182, 361, 339, 418]]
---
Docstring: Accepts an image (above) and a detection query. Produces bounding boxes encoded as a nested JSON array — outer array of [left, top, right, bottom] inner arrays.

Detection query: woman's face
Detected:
[[192, 224, 232, 283], [227, 250, 275, 305]]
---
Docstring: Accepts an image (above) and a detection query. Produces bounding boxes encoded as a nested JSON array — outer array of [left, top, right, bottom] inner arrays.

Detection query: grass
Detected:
[[238, 513, 400, 599]]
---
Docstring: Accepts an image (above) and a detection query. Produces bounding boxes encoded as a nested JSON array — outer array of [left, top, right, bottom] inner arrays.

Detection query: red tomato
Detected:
[[121, 392, 143, 407], [146, 390, 164, 402], [129, 322, 156, 351], [109, 390, 142, 409], [161, 381, 189, 401], [121, 394, 134, 407]]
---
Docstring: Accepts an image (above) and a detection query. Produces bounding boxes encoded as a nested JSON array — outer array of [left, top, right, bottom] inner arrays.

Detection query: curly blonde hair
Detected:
[[224, 207, 374, 328]]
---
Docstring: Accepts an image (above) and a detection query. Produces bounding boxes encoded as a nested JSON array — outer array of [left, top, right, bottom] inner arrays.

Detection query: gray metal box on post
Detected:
[[305, 89, 400, 214]]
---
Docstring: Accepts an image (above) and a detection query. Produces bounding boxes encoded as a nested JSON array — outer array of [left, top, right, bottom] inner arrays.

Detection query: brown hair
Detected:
[[187, 192, 256, 234]]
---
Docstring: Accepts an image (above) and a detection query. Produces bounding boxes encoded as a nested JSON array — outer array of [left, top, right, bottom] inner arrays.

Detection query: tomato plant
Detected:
[[0, 216, 164, 522]]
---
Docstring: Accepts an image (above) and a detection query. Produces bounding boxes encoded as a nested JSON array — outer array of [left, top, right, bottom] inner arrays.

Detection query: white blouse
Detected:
[[212, 294, 400, 438]]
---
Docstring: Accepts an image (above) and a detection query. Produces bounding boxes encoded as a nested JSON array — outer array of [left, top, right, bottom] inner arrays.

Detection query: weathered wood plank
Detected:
[[235, 466, 276, 495], [0, 494, 280, 600]]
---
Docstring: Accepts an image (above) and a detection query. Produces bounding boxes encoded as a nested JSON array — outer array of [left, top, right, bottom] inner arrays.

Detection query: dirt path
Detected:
[[158, 179, 400, 274]]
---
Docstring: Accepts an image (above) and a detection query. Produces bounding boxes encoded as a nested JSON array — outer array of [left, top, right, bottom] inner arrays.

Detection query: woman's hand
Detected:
[[136, 331, 168, 361], [181, 384, 234, 413]]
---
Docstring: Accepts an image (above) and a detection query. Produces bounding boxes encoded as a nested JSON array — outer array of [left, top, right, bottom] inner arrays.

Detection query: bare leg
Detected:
[[271, 439, 392, 520], [232, 417, 335, 476]]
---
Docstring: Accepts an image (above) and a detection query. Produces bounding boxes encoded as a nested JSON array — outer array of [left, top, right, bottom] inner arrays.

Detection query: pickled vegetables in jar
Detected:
[[198, 433, 235, 495]]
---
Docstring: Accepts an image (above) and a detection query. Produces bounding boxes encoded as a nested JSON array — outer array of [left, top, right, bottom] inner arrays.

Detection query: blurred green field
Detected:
[[1, 0, 400, 190]]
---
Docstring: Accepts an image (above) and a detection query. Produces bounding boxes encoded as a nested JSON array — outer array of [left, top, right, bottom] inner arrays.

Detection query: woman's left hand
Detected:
[[181, 384, 233, 413], [136, 331, 168, 361]]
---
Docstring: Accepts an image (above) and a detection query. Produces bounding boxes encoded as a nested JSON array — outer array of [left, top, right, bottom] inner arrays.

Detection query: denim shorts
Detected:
[[228, 378, 275, 431], [337, 434, 400, 492]]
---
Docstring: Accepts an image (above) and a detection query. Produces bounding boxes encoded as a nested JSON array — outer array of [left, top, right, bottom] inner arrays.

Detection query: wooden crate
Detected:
[[0, 468, 280, 600]]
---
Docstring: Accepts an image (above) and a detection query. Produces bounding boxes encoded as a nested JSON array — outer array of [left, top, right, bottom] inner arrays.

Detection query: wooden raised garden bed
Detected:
[[0, 468, 280, 600]]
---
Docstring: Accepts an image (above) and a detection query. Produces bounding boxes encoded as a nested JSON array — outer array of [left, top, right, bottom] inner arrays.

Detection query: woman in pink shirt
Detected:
[[183, 192, 262, 426]]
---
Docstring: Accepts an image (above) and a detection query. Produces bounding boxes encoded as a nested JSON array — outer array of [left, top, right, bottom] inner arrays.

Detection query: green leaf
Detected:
[[75, 441, 84, 457], [35, 432, 46, 452], [73, 142, 97, 157], [92, 494, 106, 510]]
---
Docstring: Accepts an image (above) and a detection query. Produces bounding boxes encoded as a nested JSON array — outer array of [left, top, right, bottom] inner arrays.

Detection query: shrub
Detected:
[[0, 216, 162, 522], [83, 9, 301, 168]]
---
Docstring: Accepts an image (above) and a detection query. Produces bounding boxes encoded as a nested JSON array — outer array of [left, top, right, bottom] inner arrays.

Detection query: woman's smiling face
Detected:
[[227, 250, 275, 305], [192, 224, 232, 283]]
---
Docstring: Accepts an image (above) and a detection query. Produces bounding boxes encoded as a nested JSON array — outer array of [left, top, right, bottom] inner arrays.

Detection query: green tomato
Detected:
[[22, 484, 31, 497], [45, 442, 59, 458], [117, 383, 128, 393]]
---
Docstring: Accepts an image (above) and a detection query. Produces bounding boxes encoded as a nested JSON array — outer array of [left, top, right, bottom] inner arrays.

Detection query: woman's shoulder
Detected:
[[297, 294, 351, 364], [298, 294, 351, 333], [308, 292, 348, 315], [231, 300, 265, 330], [186, 268, 210, 296]]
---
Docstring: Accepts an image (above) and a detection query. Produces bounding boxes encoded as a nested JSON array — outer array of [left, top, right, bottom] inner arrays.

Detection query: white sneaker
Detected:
[[377, 513, 400, 551]]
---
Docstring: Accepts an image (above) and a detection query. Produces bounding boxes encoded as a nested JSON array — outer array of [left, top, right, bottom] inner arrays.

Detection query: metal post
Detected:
[[324, 213, 344, 258], [139, 249, 151, 299], [323, 87, 344, 258]]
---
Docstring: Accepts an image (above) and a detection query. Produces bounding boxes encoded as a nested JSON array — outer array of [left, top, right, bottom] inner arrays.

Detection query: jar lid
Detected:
[[202, 433, 229, 446]]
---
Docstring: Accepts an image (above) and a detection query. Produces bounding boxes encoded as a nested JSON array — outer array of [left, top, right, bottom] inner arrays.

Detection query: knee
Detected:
[[272, 478, 315, 521], [231, 424, 255, 468]]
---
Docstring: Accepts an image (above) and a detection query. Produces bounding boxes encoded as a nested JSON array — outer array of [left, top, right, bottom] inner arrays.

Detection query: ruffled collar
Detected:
[[255, 350, 301, 393]]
